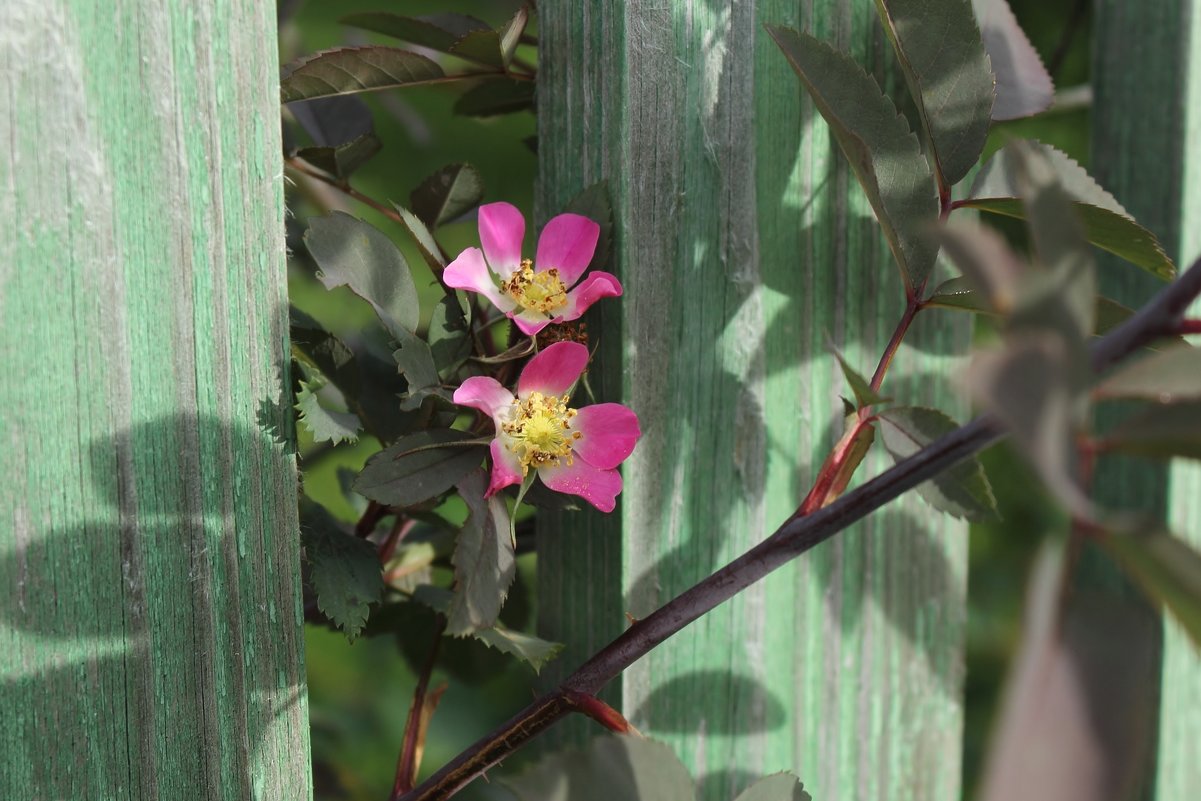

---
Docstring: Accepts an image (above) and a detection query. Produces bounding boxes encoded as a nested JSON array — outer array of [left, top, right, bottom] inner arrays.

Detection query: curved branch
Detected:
[[400, 256, 1201, 801]]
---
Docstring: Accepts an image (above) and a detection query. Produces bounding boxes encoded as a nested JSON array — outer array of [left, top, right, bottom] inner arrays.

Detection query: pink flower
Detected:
[[453, 341, 640, 513], [443, 202, 622, 336]]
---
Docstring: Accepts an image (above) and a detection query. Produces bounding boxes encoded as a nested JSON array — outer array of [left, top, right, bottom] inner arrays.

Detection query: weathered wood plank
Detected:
[[537, 3, 969, 799], [1092, 3, 1201, 798], [0, 1, 309, 799]]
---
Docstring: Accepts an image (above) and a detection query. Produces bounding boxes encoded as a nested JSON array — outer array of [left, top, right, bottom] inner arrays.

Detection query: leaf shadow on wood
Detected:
[[809, 506, 966, 699], [630, 670, 787, 734], [0, 414, 306, 797]]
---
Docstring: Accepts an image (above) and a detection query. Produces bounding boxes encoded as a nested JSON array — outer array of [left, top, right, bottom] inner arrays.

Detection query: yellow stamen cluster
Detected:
[[501, 391, 581, 474], [501, 259, 568, 314]]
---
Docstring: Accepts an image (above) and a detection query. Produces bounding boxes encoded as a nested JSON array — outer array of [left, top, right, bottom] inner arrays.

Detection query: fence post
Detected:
[[1092, 2, 1201, 797], [537, 3, 970, 799], [0, 2, 309, 799]]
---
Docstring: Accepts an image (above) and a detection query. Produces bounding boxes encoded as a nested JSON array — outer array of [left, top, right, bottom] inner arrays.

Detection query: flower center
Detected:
[[500, 391, 581, 474], [501, 259, 568, 314]]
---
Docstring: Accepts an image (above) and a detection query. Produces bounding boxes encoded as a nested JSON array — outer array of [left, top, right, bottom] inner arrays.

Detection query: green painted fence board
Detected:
[[0, 1, 309, 799], [537, 3, 970, 800], [1092, 2, 1201, 798]]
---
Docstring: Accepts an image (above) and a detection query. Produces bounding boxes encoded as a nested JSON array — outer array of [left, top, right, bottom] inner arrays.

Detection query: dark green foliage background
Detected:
[[281, 1, 1094, 799]]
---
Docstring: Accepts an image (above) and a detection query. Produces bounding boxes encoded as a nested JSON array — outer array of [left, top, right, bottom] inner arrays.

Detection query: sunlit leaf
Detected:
[[970, 0, 1054, 120], [1002, 142, 1095, 344], [1094, 344, 1201, 402], [1101, 523, 1201, 648], [301, 500, 383, 641], [280, 46, 446, 103], [873, 0, 995, 186], [966, 142, 1176, 281], [469, 625, 564, 673], [392, 204, 447, 275], [410, 163, 485, 229], [295, 380, 362, 445], [354, 430, 487, 506], [833, 350, 886, 409], [1102, 401, 1201, 461], [304, 212, 420, 339], [504, 735, 694, 801], [447, 7, 528, 69], [878, 406, 997, 520], [446, 470, 516, 635], [767, 26, 940, 292]]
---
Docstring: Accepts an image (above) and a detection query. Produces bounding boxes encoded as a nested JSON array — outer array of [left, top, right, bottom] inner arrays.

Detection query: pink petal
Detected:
[[510, 308, 551, 336], [453, 376, 515, 421], [535, 213, 600, 286], [444, 247, 517, 313], [538, 457, 623, 513], [571, 403, 640, 470], [518, 341, 589, 399], [557, 271, 622, 322], [478, 202, 526, 277], [486, 438, 523, 497]]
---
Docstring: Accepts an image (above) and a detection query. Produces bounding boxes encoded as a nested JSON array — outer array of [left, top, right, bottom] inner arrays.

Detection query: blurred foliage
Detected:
[[280, 1, 1098, 799]]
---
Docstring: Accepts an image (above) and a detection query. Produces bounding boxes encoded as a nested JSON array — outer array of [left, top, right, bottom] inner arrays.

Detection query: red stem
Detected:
[[391, 620, 447, 799], [1174, 318, 1201, 335]]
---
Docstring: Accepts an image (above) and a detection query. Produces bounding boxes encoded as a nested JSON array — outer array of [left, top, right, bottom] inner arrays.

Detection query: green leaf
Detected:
[[971, 0, 1054, 120], [471, 623, 563, 673], [280, 46, 447, 103], [504, 735, 695, 801], [354, 429, 487, 506], [413, 585, 564, 672], [1094, 344, 1201, 402], [878, 406, 997, 521], [294, 380, 362, 445], [446, 470, 515, 635], [1102, 401, 1201, 461], [873, 0, 995, 186], [935, 221, 1027, 313], [301, 500, 383, 641], [767, 26, 939, 292], [447, 8, 528, 69], [339, 12, 489, 52], [1001, 142, 1095, 344], [966, 334, 1088, 514], [966, 142, 1176, 281], [392, 329, 443, 412], [294, 132, 382, 178], [392, 204, 447, 275], [429, 294, 472, 379], [454, 79, 536, 117], [410, 163, 485, 229], [732, 774, 813, 801], [1101, 524, 1201, 648], [564, 181, 615, 272], [304, 212, 420, 339], [833, 350, 886, 409]]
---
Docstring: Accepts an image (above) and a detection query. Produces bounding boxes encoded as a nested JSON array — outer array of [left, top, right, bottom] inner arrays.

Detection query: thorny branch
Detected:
[[397, 256, 1201, 801]]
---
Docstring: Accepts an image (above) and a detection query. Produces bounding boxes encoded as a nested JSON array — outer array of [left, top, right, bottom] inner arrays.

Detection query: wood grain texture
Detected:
[[537, 3, 970, 799], [0, 2, 309, 799], [1092, 2, 1201, 798]]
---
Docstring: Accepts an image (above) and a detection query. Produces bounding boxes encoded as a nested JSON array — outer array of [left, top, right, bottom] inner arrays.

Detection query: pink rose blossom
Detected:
[[453, 341, 640, 513], [443, 202, 622, 336]]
